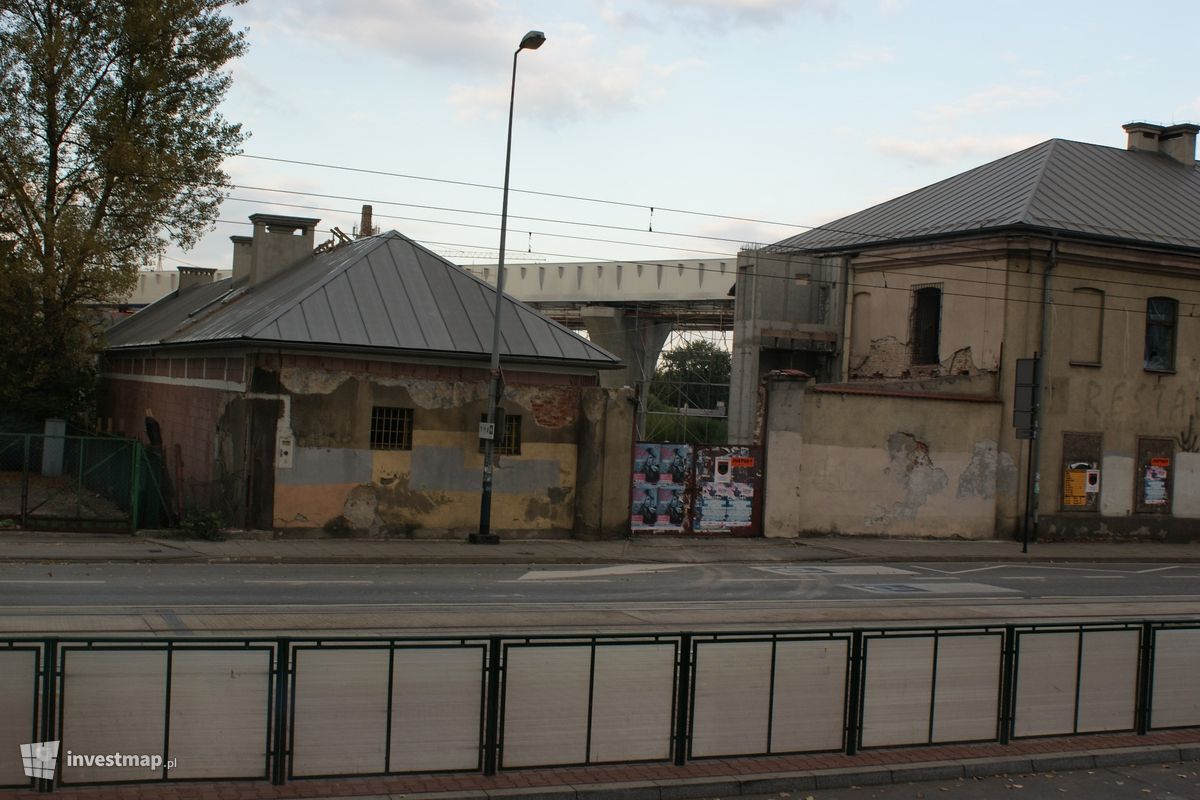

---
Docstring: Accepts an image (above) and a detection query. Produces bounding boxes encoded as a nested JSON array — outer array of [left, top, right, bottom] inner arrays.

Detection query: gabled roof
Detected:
[[773, 138, 1200, 253], [107, 231, 621, 370]]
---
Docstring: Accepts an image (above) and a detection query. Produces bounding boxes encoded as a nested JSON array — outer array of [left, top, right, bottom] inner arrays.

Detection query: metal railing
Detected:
[[3, 619, 1198, 790]]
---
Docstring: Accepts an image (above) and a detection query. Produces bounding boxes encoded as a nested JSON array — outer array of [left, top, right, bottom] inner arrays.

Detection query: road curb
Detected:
[[278, 744, 1192, 800]]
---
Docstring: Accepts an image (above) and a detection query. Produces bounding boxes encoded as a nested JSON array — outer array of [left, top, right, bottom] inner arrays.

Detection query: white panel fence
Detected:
[[2, 622, 1199, 789]]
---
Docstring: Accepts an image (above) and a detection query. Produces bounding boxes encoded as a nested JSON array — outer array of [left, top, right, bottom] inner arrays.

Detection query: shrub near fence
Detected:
[[3, 621, 1200, 790]]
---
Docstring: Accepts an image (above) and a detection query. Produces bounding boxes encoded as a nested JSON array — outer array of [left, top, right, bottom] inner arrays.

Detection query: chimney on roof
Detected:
[[357, 204, 377, 238], [236, 214, 321, 287], [230, 235, 252, 284], [1123, 121, 1199, 166], [177, 265, 217, 291]]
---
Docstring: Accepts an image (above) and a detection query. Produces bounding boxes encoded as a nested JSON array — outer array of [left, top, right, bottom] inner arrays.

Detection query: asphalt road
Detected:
[[745, 761, 1200, 798], [2, 561, 1199, 635]]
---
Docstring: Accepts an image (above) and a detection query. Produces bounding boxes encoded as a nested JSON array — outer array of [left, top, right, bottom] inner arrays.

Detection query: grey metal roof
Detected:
[[107, 232, 621, 369], [773, 139, 1200, 253]]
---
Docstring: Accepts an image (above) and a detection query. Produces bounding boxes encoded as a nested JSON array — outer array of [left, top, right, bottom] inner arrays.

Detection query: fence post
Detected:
[[1136, 622, 1154, 735], [482, 637, 503, 776], [129, 441, 142, 533], [999, 625, 1017, 745], [39, 638, 58, 793], [844, 630, 864, 756], [20, 434, 30, 528], [673, 634, 693, 766], [271, 639, 291, 785]]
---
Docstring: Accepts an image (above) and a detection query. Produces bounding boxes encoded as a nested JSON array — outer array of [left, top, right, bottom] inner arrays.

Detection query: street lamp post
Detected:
[[472, 30, 545, 545]]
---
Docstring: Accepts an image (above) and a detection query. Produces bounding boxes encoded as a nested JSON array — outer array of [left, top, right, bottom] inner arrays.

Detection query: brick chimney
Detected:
[[1123, 121, 1199, 166], [176, 265, 217, 291], [234, 214, 321, 287]]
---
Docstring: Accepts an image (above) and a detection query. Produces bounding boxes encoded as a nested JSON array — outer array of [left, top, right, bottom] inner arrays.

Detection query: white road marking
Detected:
[[499, 579, 613, 584], [242, 580, 374, 585], [518, 564, 696, 581], [753, 565, 916, 576], [0, 579, 105, 584], [846, 582, 1019, 595]]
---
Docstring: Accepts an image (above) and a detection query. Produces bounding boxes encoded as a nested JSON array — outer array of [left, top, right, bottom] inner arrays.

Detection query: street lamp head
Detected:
[[519, 30, 546, 51]]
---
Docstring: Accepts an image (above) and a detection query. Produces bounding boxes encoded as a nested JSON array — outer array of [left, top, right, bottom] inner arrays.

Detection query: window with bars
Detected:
[[370, 406, 413, 450], [479, 413, 521, 455]]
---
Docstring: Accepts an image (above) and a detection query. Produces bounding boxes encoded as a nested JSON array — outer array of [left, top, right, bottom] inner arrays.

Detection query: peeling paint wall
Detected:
[[847, 255, 1007, 381], [763, 380, 1005, 538], [270, 367, 627, 536]]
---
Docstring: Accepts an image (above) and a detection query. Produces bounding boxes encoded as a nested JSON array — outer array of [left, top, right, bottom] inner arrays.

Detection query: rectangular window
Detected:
[[370, 406, 413, 450], [1069, 288, 1103, 366], [1135, 437, 1174, 514], [480, 413, 521, 456], [1060, 432, 1101, 512], [910, 285, 942, 365], [1144, 297, 1177, 371]]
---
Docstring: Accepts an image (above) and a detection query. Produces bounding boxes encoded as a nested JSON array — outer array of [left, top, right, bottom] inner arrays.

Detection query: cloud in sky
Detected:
[[597, 0, 841, 32], [873, 134, 1045, 166], [448, 39, 704, 124], [799, 45, 894, 73], [236, 0, 511, 71], [916, 85, 1060, 123]]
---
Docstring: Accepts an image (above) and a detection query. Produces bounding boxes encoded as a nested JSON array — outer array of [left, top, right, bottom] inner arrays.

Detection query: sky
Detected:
[[160, 0, 1200, 273]]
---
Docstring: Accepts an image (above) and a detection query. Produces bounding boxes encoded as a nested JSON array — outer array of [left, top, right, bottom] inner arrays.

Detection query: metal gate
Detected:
[[630, 442, 764, 536], [0, 433, 171, 532]]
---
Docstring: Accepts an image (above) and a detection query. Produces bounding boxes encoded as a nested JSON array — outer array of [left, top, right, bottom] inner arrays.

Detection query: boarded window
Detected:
[[1144, 297, 1177, 371], [1069, 288, 1103, 365], [910, 286, 942, 365], [369, 406, 413, 450], [1135, 437, 1174, 514], [479, 413, 521, 456], [1060, 432, 1101, 512]]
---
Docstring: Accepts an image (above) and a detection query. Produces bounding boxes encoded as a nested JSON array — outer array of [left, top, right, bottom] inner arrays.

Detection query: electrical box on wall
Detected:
[[277, 434, 294, 469]]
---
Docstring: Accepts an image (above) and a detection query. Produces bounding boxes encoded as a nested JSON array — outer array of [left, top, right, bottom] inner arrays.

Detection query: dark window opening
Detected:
[[911, 286, 942, 365], [1144, 297, 1177, 372], [480, 413, 521, 456], [370, 406, 413, 450]]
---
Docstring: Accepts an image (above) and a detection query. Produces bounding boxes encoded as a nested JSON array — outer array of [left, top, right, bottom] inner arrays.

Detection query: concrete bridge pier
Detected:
[[580, 306, 673, 439]]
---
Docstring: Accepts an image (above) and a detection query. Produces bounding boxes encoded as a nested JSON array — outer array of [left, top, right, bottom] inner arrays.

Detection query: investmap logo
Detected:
[[19, 741, 176, 778], [19, 741, 59, 779]]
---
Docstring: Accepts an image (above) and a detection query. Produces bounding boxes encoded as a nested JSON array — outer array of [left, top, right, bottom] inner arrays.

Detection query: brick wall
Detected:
[[97, 377, 233, 506]]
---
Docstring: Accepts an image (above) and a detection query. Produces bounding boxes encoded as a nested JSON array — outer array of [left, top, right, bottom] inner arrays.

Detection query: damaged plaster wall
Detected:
[[763, 380, 1007, 538], [270, 367, 622, 536]]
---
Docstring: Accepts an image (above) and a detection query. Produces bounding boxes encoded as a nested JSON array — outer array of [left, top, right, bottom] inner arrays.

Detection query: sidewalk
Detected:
[[12, 730, 1200, 800], [3, 529, 1200, 565]]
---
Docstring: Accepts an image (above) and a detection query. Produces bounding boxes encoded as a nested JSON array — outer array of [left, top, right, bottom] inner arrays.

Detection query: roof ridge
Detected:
[[1015, 138, 1062, 225], [243, 234, 392, 338]]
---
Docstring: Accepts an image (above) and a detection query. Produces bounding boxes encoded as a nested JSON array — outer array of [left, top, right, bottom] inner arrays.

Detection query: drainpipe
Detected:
[[1026, 240, 1057, 544]]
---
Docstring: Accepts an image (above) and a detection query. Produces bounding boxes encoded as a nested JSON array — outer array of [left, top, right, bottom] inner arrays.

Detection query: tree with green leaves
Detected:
[[0, 0, 247, 419], [646, 339, 731, 445]]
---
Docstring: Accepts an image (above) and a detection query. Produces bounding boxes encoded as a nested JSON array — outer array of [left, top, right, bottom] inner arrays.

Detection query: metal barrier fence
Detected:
[[0, 433, 171, 532], [4, 621, 1200, 790]]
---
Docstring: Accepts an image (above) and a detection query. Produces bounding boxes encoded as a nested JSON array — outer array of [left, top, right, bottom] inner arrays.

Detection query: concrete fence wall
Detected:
[[3, 622, 1199, 788]]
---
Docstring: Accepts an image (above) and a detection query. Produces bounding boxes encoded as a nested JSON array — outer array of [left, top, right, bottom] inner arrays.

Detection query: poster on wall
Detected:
[[631, 442, 691, 532], [693, 445, 760, 533], [1144, 457, 1170, 507]]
